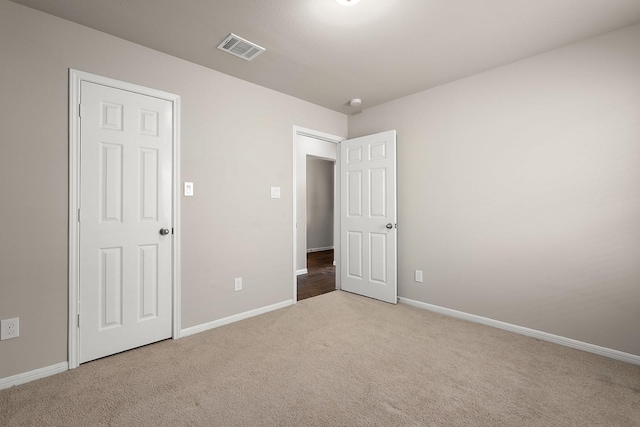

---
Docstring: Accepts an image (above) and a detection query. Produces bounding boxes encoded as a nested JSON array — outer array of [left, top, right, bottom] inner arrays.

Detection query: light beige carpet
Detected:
[[1, 290, 639, 426]]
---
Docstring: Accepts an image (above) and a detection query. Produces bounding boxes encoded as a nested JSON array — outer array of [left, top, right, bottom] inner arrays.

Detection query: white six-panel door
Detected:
[[340, 130, 397, 304], [79, 81, 173, 363]]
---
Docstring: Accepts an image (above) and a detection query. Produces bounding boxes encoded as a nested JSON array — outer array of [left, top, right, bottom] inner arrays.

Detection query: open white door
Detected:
[[340, 130, 397, 304]]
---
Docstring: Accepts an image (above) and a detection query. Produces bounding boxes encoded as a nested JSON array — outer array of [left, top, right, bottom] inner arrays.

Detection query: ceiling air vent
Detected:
[[217, 33, 265, 61]]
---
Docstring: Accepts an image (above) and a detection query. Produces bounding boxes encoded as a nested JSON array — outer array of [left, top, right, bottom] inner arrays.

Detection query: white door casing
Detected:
[[340, 130, 397, 304], [69, 70, 181, 367]]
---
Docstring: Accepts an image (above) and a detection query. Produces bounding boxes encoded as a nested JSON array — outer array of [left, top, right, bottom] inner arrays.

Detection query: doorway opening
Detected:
[[292, 126, 343, 302], [293, 127, 397, 304], [297, 156, 335, 301]]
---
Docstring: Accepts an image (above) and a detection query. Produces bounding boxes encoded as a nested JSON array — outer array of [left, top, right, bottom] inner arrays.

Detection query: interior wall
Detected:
[[306, 157, 334, 251], [0, 0, 346, 380], [349, 23, 640, 356], [295, 136, 338, 273]]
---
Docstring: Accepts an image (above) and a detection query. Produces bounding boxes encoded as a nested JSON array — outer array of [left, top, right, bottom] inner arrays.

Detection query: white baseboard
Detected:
[[296, 269, 308, 276], [0, 362, 68, 390], [307, 246, 334, 253], [181, 299, 294, 338], [399, 297, 640, 366]]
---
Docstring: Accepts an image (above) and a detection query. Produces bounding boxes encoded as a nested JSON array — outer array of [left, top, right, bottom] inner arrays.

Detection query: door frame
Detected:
[[68, 69, 182, 369], [292, 126, 344, 302]]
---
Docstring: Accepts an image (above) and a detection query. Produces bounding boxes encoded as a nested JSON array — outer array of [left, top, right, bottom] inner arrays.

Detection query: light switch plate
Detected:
[[414, 270, 423, 283], [270, 187, 281, 199], [184, 182, 194, 197]]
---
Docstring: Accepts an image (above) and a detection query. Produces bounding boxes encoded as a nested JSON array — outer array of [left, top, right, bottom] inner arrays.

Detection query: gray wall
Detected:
[[306, 157, 334, 251], [0, 0, 346, 379], [349, 23, 640, 356]]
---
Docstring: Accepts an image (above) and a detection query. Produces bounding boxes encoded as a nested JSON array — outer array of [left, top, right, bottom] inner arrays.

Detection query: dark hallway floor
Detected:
[[297, 250, 335, 301]]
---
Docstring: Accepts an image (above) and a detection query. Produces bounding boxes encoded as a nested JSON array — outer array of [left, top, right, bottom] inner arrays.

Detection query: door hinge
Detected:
[[77, 208, 81, 222], [77, 313, 80, 328], [172, 228, 174, 235], [78, 104, 82, 117]]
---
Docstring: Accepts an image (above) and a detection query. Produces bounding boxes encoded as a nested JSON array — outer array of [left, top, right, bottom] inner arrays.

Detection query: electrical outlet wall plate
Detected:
[[1, 317, 19, 340], [234, 277, 243, 291]]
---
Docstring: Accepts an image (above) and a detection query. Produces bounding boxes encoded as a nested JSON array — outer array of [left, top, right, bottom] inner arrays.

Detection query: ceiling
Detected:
[[10, 0, 640, 114]]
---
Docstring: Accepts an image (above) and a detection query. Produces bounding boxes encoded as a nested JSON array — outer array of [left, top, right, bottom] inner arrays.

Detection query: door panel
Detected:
[[347, 231, 363, 279], [99, 247, 123, 328], [347, 171, 362, 216], [140, 148, 159, 221], [139, 244, 159, 319], [340, 130, 397, 304], [80, 81, 173, 363], [101, 143, 123, 222], [370, 233, 387, 283]]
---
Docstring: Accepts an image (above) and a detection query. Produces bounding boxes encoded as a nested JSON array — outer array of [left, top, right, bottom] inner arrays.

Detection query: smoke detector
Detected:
[[217, 33, 265, 61], [350, 98, 362, 107]]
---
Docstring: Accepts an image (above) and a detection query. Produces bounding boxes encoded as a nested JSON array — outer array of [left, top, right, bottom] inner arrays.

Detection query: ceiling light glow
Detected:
[[336, 0, 360, 5]]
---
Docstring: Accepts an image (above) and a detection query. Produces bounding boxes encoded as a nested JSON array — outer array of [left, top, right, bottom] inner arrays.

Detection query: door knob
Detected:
[[159, 228, 170, 236], [386, 223, 393, 229]]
